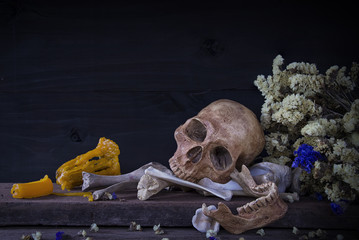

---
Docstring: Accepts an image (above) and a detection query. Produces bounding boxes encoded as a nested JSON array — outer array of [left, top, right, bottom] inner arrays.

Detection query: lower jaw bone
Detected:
[[202, 182, 288, 235]]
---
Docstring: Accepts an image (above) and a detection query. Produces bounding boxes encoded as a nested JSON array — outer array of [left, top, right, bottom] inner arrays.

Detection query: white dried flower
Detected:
[[136, 224, 142, 231], [333, 164, 359, 191], [315, 229, 327, 238], [292, 226, 300, 235], [299, 235, 309, 240], [90, 223, 99, 232], [301, 121, 326, 137], [286, 61, 318, 75], [77, 230, 87, 237], [31, 232, 42, 240], [153, 224, 164, 235], [349, 132, 359, 147], [272, 94, 321, 129], [343, 99, 359, 133], [256, 228, 265, 237], [255, 55, 359, 202], [265, 132, 289, 154], [206, 229, 217, 238], [337, 66, 354, 91], [273, 55, 284, 76], [308, 231, 316, 238], [263, 156, 291, 165]]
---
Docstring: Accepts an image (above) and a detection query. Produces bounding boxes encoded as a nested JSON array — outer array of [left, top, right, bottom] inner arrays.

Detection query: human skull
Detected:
[[169, 99, 265, 184]]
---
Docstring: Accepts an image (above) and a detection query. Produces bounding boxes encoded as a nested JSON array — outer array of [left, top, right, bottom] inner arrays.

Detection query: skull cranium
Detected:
[[169, 99, 265, 184]]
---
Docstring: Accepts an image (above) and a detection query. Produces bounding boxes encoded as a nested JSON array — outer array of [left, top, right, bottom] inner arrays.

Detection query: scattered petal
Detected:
[[206, 229, 217, 238], [77, 230, 87, 237], [256, 228, 265, 237], [136, 224, 142, 231], [308, 231, 316, 238], [21, 235, 32, 240], [32, 231, 42, 240], [55, 231, 64, 240], [292, 227, 300, 235], [90, 223, 99, 232], [153, 224, 165, 235], [331, 202, 344, 215], [299, 235, 309, 240], [111, 192, 118, 200], [315, 193, 323, 201]]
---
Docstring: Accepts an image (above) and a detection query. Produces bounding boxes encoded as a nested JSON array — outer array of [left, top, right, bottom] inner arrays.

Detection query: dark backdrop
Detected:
[[0, 0, 358, 182]]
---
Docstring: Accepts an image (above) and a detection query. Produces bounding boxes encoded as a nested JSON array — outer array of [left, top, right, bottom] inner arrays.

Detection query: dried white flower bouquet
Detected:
[[254, 55, 359, 203]]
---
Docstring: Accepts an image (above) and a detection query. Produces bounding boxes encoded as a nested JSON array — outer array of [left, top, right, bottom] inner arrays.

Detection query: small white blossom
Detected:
[[256, 228, 265, 237], [90, 223, 99, 232]]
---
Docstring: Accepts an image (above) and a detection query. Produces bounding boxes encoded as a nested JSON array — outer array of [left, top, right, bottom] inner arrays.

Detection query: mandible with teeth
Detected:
[[169, 99, 265, 184]]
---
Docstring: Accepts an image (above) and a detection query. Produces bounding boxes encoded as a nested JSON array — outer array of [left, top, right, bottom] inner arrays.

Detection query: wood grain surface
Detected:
[[1, 226, 358, 240], [0, 0, 358, 182], [1, 183, 359, 230]]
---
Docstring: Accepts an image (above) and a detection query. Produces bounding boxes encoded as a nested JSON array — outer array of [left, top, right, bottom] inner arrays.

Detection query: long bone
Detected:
[[197, 177, 299, 202], [92, 165, 174, 201], [143, 167, 233, 201], [82, 162, 168, 191], [136, 165, 298, 202]]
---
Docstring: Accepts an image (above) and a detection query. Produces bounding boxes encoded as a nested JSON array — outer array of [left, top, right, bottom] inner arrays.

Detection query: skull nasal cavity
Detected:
[[187, 146, 202, 163], [185, 119, 207, 142], [210, 146, 232, 170]]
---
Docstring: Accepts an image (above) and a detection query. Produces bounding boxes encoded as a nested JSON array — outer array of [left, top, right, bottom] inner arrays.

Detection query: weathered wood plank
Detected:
[[1, 183, 358, 230], [0, 226, 357, 240]]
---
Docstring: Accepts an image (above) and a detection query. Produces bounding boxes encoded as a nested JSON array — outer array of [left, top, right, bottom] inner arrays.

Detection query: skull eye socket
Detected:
[[187, 146, 202, 163], [210, 146, 232, 170], [185, 119, 207, 142]]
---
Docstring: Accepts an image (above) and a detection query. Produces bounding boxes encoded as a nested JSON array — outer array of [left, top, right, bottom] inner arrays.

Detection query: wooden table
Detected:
[[1, 183, 358, 239]]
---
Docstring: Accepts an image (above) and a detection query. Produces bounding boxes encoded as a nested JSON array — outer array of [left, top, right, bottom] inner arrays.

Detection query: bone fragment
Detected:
[[137, 174, 171, 200], [192, 205, 220, 233], [230, 165, 269, 198], [197, 178, 248, 197], [82, 162, 169, 191], [202, 182, 288, 234], [143, 167, 233, 201], [249, 162, 292, 193]]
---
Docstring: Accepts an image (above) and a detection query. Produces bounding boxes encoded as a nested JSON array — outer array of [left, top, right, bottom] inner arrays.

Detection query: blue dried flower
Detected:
[[209, 237, 218, 240], [112, 192, 117, 200], [330, 202, 344, 215], [315, 192, 323, 201], [55, 231, 64, 240], [292, 144, 324, 173]]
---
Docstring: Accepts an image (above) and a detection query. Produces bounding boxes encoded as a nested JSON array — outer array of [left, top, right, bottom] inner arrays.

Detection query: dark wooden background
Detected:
[[0, 0, 358, 182]]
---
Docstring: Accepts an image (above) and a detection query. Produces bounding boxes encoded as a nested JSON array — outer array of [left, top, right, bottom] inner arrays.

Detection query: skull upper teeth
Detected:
[[170, 160, 198, 183]]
